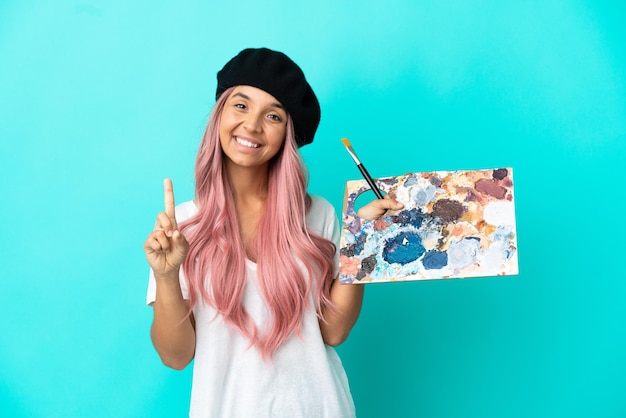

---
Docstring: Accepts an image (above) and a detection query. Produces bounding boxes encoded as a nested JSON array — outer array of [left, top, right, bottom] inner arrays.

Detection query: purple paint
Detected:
[[475, 179, 507, 199], [492, 168, 508, 180], [430, 176, 442, 187]]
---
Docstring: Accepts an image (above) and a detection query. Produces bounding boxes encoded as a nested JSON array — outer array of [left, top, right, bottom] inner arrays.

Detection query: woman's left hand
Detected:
[[357, 196, 404, 220]]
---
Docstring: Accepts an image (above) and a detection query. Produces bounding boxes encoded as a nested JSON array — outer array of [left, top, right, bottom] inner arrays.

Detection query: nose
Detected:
[[243, 112, 263, 133]]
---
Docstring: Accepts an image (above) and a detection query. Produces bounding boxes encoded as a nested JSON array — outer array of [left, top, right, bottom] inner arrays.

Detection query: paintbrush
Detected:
[[341, 138, 384, 199]]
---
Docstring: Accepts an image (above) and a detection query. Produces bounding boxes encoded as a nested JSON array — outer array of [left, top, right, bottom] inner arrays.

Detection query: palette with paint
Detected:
[[339, 168, 518, 284]]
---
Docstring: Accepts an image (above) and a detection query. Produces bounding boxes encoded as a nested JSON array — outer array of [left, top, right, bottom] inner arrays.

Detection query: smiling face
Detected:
[[219, 85, 288, 173]]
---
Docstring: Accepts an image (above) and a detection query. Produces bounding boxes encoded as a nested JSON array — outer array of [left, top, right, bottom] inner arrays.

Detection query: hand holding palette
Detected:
[[339, 168, 519, 284]]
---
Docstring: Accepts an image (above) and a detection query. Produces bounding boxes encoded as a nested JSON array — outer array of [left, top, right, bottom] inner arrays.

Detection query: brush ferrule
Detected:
[[345, 146, 362, 165]]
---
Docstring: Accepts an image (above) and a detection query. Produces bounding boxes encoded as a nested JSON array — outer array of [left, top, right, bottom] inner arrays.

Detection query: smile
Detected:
[[235, 137, 261, 148]]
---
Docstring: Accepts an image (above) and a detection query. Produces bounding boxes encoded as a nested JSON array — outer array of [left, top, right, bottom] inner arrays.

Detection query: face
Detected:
[[219, 85, 288, 172]]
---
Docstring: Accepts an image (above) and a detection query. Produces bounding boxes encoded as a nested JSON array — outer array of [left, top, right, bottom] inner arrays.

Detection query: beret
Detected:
[[216, 48, 321, 147]]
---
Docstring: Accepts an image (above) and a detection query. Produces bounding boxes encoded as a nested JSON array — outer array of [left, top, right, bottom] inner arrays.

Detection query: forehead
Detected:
[[229, 85, 285, 110]]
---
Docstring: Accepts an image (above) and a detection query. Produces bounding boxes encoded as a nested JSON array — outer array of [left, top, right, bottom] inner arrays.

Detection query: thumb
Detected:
[[172, 230, 189, 253], [357, 197, 404, 220]]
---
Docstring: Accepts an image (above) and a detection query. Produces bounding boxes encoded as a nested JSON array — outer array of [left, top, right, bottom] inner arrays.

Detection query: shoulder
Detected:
[[175, 200, 198, 224], [307, 195, 336, 219], [306, 195, 338, 237]]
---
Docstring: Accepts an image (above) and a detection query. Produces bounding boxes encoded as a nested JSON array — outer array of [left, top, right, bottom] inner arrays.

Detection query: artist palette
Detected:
[[339, 168, 518, 284]]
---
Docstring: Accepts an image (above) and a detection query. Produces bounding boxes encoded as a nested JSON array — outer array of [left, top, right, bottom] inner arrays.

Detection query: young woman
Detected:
[[144, 48, 402, 417]]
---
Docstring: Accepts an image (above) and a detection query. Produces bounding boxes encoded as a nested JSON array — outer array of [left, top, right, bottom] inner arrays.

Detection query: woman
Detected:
[[144, 47, 402, 417]]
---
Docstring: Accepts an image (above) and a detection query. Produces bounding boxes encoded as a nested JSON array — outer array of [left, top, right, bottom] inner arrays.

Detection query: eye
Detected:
[[267, 113, 282, 122], [234, 103, 246, 110]]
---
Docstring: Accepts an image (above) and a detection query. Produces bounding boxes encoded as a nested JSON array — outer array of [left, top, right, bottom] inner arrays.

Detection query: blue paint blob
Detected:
[[393, 208, 424, 228], [409, 182, 437, 206], [352, 233, 366, 255], [448, 238, 481, 269], [404, 175, 418, 187], [422, 250, 448, 270], [382, 231, 425, 265], [341, 232, 367, 257]]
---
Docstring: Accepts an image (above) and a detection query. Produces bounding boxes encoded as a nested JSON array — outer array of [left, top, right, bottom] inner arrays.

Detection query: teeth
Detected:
[[235, 137, 260, 148]]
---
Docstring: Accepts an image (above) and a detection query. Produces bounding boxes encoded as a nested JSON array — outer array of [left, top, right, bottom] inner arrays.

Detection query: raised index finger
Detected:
[[163, 178, 177, 228]]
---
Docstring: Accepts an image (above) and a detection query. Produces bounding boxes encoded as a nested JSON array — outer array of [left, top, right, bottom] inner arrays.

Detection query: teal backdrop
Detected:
[[2, 1, 625, 417]]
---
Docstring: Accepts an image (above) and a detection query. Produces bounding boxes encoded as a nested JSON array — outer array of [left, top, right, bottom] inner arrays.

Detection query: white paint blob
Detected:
[[483, 201, 516, 226]]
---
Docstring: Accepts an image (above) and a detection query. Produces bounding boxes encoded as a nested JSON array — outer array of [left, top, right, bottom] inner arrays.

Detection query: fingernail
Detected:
[[166, 230, 173, 237]]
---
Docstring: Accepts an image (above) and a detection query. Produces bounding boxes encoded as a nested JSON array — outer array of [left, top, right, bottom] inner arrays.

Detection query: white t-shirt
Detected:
[[146, 196, 356, 418]]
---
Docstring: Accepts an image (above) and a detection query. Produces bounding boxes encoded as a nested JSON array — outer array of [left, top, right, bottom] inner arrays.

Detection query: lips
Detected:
[[235, 136, 261, 148]]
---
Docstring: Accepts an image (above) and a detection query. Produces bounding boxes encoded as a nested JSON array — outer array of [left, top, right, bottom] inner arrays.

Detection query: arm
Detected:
[[319, 278, 364, 347], [320, 196, 404, 346], [150, 272, 196, 370], [145, 179, 195, 370]]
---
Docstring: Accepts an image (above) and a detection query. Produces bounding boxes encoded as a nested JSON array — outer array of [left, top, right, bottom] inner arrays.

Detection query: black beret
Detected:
[[216, 48, 321, 147]]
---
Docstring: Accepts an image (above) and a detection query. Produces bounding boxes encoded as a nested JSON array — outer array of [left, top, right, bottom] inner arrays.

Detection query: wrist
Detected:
[[154, 270, 180, 284]]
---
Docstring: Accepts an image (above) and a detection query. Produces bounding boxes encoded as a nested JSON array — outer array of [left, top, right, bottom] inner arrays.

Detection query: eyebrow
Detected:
[[232, 92, 285, 110]]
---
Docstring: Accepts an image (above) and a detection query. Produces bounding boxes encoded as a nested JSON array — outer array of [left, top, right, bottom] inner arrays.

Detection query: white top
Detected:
[[147, 196, 356, 418]]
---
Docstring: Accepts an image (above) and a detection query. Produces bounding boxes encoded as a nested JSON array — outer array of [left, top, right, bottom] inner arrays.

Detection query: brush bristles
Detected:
[[341, 137, 361, 165]]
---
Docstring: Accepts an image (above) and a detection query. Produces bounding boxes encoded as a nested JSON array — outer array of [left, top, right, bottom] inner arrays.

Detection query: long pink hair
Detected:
[[180, 87, 336, 359]]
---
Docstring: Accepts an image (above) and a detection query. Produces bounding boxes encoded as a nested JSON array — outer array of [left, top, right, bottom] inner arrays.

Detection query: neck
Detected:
[[225, 163, 270, 203], [224, 163, 270, 262]]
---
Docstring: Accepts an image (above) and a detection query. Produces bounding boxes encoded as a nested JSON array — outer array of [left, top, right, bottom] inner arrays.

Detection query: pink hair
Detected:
[[180, 87, 336, 359]]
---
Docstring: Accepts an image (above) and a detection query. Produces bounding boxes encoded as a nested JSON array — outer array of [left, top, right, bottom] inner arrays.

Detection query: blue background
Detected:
[[1, 1, 625, 417]]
